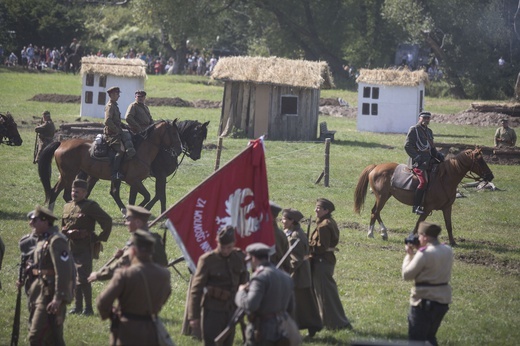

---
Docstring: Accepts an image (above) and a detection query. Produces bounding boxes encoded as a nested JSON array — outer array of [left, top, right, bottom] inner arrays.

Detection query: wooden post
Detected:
[[214, 137, 223, 171], [324, 138, 331, 187]]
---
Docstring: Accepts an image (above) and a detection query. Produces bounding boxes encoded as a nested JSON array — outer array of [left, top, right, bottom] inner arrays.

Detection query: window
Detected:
[[371, 103, 378, 115], [372, 87, 379, 99], [363, 87, 371, 98], [86, 74, 94, 87], [362, 103, 370, 115], [85, 91, 93, 104], [281, 95, 298, 115], [98, 92, 106, 105], [99, 75, 107, 87], [419, 90, 423, 111]]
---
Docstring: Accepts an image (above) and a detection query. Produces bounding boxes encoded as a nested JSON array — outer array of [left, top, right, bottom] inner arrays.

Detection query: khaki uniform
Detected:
[[34, 119, 55, 162], [235, 261, 299, 345], [494, 126, 517, 147], [29, 226, 74, 346], [104, 99, 123, 151], [97, 259, 171, 346], [309, 215, 350, 330], [19, 233, 39, 325], [270, 223, 290, 272], [286, 227, 322, 331], [189, 249, 248, 346], [125, 101, 153, 133]]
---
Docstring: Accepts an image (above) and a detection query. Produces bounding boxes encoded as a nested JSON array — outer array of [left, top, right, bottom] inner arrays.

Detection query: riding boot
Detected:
[[82, 283, 94, 316], [413, 189, 425, 214], [69, 286, 83, 314], [111, 152, 124, 180]]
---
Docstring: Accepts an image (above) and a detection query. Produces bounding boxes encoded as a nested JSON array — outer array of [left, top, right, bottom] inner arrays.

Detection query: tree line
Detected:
[[1, 0, 520, 99]]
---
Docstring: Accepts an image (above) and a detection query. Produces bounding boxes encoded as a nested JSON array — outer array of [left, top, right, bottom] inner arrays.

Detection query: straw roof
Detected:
[[211, 56, 334, 89], [80, 56, 147, 78], [356, 68, 429, 86]]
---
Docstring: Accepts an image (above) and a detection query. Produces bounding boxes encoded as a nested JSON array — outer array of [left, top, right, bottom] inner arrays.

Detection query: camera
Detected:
[[404, 233, 419, 246]]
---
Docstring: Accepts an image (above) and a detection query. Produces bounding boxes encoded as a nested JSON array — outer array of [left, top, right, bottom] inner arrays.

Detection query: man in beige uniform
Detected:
[[188, 226, 248, 346], [494, 118, 516, 147], [34, 110, 55, 163], [97, 229, 172, 345], [125, 90, 154, 133], [104, 86, 126, 180]]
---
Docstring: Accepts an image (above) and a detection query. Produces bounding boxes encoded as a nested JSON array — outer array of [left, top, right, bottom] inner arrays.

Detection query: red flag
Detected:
[[165, 137, 274, 271]]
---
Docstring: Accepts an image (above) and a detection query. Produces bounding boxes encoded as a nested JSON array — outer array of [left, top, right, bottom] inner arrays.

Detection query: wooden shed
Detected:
[[356, 68, 429, 133], [79, 56, 147, 119], [211, 56, 334, 141]]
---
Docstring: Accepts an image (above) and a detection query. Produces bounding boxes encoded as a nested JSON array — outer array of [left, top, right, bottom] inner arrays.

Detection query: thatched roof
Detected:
[[356, 68, 429, 86], [211, 56, 334, 89], [80, 56, 147, 78]]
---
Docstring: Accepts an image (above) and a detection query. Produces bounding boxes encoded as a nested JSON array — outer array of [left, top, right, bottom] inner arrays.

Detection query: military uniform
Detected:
[[97, 230, 171, 346], [125, 99, 153, 133], [19, 232, 39, 325], [235, 245, 299, 345], [188, 247, 248, 346], [34, 116, 55, 163], [29, 226, 74, 346], [494, 126, 516, 147], [269, 201, 290, 272], [404, 121, 441, 170], [309, 214, 351, 330], [104, 96, 123, 149], [62, 195, 112, 314]]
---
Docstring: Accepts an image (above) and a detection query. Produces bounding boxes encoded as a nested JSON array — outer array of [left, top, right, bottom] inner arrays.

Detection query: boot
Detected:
[[82, 283, 94, 316], [122, 130, 136, 158], [413, 189, 425, 215], [111, 152, 124, 180], [69, 286, 83, 314]]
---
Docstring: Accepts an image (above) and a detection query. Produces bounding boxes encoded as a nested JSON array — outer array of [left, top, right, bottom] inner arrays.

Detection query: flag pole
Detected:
[[148, 138, 263, 228]]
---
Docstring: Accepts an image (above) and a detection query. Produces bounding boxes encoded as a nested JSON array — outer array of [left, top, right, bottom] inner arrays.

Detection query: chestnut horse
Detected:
[[38, 120, 182, 213], [0, 112, 23, 146], [354, 148, 494, 245], [128, 120, 209, 212]]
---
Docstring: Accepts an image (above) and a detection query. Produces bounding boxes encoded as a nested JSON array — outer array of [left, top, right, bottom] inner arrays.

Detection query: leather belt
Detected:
[[415, 282, 448, 287], [33, 269, 55, 276]]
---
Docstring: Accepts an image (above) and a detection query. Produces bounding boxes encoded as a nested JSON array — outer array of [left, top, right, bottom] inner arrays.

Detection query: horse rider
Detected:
[[34, 110, 56, 163], [405, 111, 445, 215], [125, 90, 154, 134]]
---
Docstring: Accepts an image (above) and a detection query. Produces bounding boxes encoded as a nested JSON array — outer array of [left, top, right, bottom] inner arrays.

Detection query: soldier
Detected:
[[61, 179, 112, 316], [309, 198, 352, 331], [282, 208, 323, 337], [235, 242, 300, 345], [96, 229, 172, 345], [269, 201, 290, 272], [27, 205, 74, 346], [125, 90, 154, 133], [88, 205, 167, 282], [104, 86, 126, 181], [494, 118, 516, 147], [18, 213, 39, 326], [34, 110, 55, 164], [188, 226, 248, 346]]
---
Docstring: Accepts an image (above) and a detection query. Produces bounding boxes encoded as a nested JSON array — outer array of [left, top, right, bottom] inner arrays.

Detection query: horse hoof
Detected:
[[120, 208, 127, 217], [367, 232, 374, 238], [381, 234, 388, 241]]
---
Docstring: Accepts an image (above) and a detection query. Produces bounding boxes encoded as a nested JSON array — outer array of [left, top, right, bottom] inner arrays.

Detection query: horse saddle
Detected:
[[391, 164, 419, 191], [89, 134, 109, 160]]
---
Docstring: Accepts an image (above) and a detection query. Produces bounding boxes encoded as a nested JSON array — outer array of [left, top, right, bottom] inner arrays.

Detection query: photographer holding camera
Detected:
[[402, 222, 453, 346]]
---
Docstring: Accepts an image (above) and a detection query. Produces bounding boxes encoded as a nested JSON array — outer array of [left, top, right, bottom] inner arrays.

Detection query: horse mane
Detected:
[[437, 149, 474, 178]]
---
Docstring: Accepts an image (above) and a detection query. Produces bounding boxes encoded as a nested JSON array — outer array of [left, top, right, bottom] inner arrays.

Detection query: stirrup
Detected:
[[111, 172, 124, 180], [414, 206, 425, 215]]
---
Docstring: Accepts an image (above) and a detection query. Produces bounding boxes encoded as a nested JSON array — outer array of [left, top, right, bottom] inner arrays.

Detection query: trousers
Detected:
[[408, 300, 449, 346]]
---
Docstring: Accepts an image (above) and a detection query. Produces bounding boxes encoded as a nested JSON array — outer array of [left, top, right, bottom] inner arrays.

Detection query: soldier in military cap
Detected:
[[97, 229, 172, 345], [235, 242, 301, 345], [125, 90, 154, 133], [104, 86, 126, 180], [88, 205, 167, 282], [188, 225, 248, 345], [61, 179, 112, 315], [494, 117, 516, 147], [27, 205, 75, 345], [34, 110, 55, 164], [310, 198, 352, 330]]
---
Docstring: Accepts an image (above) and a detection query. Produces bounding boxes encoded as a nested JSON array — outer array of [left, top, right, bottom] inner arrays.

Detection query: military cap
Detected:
[[126, 205, 151, 221], [419, 111, 432, 118], [316, 198, 335, 212], [417, 221, 442, 238], [72, 178, 88, 190], [42, 110, 50, 116], [131, 229, 156, 249], [217, 225, 236, 245], [31, 205, 58, 222], [282, 208, 304, 223], [245, 242, 275, 261], [269, 201, 282, 217], [500, 117, 509, 123], [107, 86, 121, 94], [135, 90, 147, 96]]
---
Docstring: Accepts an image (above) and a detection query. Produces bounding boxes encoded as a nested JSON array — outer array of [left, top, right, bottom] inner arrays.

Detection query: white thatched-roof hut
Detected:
[[212, 56, 334, 141], [356, 68, 429, 133], [79, 56, 147, 118]]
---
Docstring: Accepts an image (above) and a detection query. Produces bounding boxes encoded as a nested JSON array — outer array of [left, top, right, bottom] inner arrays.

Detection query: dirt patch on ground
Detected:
[[456, 249, 520, 276]]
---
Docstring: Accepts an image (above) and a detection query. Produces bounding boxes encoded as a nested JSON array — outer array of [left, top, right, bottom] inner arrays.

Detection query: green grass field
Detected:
[[0, 67, 519, 345]]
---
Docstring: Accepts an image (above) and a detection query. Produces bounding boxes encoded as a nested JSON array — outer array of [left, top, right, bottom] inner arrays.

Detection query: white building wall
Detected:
[[356, 82, 424, 133], [80, 75, 145, 119]]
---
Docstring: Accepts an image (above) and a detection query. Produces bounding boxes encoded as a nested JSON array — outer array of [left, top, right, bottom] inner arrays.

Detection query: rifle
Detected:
[[167, 256, 188, 283], [32, 132, 38, 164], [10, 255, 26, 346], [214, 239, 301, 345], [95, 246, 127, 273], [306, 215, 313, 240]]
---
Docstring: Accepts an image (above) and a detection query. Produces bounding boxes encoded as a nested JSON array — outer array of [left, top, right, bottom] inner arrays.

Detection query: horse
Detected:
[[0, 112, 23, 146], [63, 46, 82, 75], [128, 120, 209, 212], [354, 148, 494, 246], [38, 120, 183, 213]]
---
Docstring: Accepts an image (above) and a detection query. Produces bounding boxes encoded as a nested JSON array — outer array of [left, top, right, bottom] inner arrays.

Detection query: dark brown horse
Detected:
[[128, 120, 209, 212], [354, 148, 494, 245], [0, 112, 23, 146], [38, 120, 182, 213]]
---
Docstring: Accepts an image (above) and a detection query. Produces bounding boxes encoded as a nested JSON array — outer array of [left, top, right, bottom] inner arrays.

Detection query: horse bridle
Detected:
[[463, 150, 492, 182]]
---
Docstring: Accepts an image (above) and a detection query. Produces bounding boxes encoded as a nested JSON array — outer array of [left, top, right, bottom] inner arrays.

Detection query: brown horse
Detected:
[[0, 112, 23, 146], [38, 120, 182, 213], [354, 148, 494, 245]]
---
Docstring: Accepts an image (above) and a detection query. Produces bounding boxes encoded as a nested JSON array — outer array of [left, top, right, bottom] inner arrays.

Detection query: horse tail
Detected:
[[354, 164, 377, 214], [38, 141, 61, 204]]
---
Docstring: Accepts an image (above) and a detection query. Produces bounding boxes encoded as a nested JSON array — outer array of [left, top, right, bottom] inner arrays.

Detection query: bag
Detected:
[[154, 317, 175, 346]]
